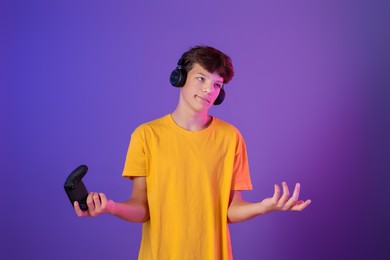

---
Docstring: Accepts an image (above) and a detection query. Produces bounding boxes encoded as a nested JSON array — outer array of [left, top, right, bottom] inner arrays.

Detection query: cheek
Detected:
[[214, 89, 222, 98], [182, 86, 195, 98]]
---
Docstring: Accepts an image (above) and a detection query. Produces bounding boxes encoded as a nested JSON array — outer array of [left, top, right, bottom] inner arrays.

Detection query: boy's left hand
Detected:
[[259, 182, 311, 213]]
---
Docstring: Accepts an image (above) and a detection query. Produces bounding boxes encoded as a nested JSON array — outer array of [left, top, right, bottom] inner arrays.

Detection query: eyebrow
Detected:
[[195, 72, 224, 84]]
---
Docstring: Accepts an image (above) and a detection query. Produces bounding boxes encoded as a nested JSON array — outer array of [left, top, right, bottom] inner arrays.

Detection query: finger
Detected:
[[283, 183, 300, 209], [291, 199, 312, 211], [86, 192, 96, 212], [74, 201, 82, 216], [93, 192, 101, 204], [272, 184, 281, 203], [74, 201, 88, 217], [92, 192, 102, 210], [292, 183, 300, 200], [99, 193, 107, 211], [278, 182, 290, 206]]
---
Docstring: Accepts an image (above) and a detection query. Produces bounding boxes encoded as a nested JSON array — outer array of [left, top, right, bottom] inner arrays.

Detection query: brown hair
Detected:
[[181, 45, 234, 84]]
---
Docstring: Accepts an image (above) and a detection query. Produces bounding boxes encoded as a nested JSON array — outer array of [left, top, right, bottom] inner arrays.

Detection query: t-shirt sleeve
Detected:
[[122, 127, 148, 179], [231, 131, 253, 190]]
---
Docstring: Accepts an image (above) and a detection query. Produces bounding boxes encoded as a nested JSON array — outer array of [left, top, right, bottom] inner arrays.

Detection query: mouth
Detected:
[[195, 95, 210, 104]]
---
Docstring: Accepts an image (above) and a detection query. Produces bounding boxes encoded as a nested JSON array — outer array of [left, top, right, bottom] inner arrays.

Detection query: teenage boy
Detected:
[[74, 45, 311, 259]]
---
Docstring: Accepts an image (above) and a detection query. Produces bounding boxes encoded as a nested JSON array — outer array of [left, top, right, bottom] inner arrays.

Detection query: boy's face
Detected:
[[180, 63, 224, 113]]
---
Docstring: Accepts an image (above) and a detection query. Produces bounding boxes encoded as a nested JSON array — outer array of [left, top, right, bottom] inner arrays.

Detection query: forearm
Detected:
[[228, 201, 263, 223], [228, 183, 312, 223], [110, 199, 150, 223]]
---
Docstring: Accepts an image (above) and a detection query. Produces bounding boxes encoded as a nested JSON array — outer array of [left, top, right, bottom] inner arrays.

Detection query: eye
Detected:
[[215, 83, 223, 89], [197, 77, 205, 82]]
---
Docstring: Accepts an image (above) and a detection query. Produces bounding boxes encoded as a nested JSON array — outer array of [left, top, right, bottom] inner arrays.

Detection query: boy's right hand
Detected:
[[74, 192, 114, 217]]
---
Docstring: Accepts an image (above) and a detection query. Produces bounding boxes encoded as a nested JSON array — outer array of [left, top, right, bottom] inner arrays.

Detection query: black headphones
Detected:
[[169, 57, 225, 105]]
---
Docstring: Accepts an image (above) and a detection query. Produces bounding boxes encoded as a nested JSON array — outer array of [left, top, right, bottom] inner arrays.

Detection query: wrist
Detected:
[[107, 200, 117, 215], [256, 201, 271, 215]]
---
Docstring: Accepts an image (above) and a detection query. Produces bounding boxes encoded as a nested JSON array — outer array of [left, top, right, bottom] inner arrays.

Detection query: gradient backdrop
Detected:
[[1, 0, 389, 259]]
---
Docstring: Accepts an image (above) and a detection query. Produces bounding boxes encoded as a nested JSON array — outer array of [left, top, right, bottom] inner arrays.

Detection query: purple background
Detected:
[[1, 0, 389, 259]]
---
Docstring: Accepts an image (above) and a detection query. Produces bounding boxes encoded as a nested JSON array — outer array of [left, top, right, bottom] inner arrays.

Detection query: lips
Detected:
[[196, 95, 210, 103]]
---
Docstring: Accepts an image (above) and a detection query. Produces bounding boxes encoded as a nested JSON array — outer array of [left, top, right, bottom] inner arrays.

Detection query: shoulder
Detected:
[[211, 117, 247, 144], [213, 117, 242, 134], [134, 115, 169, 131], [131, 114, 171, 139]]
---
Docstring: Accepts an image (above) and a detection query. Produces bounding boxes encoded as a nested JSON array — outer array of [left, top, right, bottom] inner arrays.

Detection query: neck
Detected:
[[170, 109, 212, 131]]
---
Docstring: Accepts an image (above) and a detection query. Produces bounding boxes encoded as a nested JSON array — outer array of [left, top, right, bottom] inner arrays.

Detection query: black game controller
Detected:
[[64, 165, 89, 211]]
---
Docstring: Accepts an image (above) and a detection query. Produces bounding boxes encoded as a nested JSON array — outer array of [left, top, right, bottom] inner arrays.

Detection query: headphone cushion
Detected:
[[213, 88, 225, 105], [170, 69, 187, 87]]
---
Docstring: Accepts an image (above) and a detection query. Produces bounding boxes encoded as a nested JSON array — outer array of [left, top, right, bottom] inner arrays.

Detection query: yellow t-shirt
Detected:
[[122, 114, 252, 260]]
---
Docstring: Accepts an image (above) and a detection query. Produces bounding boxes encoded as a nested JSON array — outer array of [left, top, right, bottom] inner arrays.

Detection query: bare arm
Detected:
[[74, 176, 149, 223], [228, 182, 311, 223]]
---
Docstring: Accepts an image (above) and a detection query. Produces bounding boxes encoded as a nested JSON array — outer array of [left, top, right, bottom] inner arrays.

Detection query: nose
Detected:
[[202, 82, 214, 94]]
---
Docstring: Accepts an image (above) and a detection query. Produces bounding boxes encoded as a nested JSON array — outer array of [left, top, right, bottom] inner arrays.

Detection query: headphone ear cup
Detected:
[[170, 68, 187, 87], [213, 88, 225, 105]]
